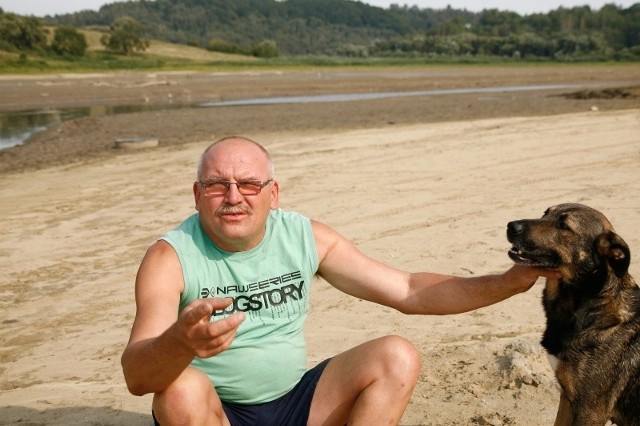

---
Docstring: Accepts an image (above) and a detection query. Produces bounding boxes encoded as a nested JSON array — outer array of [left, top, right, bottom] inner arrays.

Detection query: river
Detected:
[[0, 83, 580, 150]]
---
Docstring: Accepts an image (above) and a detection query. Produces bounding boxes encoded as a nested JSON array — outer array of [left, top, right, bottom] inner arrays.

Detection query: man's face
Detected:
[[194, 139, 278, 252]]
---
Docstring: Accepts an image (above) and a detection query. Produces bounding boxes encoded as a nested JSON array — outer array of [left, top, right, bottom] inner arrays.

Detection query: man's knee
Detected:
[[153, 367, 224, 425], [377, 335, 421, 383]]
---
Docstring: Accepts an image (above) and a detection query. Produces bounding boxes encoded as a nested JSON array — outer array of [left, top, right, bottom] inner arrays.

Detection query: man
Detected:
[[122, 136, 559, 426]]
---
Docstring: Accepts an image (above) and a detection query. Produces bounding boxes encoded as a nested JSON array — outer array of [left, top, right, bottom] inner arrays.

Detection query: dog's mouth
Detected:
[[508, 245, 561, 268]]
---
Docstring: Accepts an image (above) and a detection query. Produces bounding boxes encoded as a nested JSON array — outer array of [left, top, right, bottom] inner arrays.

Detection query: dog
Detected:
[[506, 203, 640, 426]]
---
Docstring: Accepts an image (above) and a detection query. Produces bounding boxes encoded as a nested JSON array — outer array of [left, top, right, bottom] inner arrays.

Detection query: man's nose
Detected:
[[223, 183, 243, 202]]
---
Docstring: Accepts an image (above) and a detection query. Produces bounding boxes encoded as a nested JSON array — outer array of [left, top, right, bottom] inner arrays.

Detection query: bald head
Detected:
[[197, 136, 275, 181]]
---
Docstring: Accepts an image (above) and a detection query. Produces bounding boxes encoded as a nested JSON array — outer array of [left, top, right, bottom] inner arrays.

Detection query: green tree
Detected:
[[622, 5, 640, 48], [0, 12, 48, 50], [252, 39, 278, 57], [100, 16, 150, 54], [51, 26, 88, 56], [477, 9, 520, 36]]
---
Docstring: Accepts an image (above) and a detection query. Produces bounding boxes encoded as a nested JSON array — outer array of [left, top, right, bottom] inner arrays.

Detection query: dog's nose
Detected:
[[507, 220, 526, 237]]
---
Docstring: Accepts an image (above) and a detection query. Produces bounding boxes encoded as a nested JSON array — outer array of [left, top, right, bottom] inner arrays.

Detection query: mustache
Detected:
[[216, 205, 252, 216]]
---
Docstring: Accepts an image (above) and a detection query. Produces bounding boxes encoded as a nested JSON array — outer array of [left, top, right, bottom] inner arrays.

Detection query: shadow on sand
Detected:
[[0, 405, 150, 425]]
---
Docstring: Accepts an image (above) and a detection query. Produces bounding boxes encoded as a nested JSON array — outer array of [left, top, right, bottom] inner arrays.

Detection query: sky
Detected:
[[0, 0, 637, 17]]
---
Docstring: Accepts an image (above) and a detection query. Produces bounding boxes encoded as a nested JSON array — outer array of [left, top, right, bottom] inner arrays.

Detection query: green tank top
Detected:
[[161, 208, 319, 404]]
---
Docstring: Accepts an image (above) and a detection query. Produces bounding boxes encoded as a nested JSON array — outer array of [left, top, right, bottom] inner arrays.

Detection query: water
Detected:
[[0, 83, 579, 150], [0, 103, 185, 149], [199, 84, 577, 107]]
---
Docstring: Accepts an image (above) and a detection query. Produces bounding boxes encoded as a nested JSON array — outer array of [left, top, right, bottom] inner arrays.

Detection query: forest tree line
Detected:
[[1, 0, 639, 61]]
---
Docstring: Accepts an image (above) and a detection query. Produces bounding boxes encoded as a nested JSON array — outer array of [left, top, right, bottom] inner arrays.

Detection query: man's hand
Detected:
[[172, 298, 246, 359], [503, 264, 562, 294]]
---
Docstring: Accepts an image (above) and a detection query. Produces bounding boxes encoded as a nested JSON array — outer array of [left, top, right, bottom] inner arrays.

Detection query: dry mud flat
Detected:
[[1, 64, 639, 173]]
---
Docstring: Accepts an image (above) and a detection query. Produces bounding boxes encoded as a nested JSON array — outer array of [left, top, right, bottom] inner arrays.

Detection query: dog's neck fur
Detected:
[[541, 273, 640, 356]]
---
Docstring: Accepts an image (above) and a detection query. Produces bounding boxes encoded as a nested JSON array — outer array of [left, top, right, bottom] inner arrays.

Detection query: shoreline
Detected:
[[1, 64, 640, 175]]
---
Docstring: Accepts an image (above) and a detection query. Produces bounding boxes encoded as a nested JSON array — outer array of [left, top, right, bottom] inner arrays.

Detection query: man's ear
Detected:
[[596, 231, 630, 278], [193, 181, 202, 211], [270, 180, 279, 209]]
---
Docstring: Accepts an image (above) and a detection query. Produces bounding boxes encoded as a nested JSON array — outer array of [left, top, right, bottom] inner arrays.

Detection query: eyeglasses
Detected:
[[198, 179, 273, 196]]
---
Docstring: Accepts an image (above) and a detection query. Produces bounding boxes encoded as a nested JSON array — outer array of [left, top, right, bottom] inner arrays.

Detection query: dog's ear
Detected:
[[596, 231, 631, 278]]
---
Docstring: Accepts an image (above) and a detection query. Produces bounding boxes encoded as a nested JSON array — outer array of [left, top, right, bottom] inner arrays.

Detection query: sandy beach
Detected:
[[1, 66, 640, 425]]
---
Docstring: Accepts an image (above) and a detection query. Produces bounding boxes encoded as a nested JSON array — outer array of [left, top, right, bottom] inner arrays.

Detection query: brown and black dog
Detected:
[[506, 203, 640, 426]]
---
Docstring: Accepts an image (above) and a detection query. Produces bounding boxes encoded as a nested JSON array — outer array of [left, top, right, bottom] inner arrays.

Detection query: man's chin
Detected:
[[211, 224, 265, 251]]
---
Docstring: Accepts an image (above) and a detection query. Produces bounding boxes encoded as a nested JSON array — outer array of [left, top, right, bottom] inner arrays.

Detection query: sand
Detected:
[[0, 66, 639, 425]]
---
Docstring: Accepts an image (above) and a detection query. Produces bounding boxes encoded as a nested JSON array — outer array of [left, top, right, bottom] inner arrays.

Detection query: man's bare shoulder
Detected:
[[137, 239, 183, 294], [146, 239, 178, 258], [311, 219, 342, 261]]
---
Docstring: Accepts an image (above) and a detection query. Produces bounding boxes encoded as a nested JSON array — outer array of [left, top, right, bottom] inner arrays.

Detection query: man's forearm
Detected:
[[405, 270, 529, 315], [122, 327, 194, 396]]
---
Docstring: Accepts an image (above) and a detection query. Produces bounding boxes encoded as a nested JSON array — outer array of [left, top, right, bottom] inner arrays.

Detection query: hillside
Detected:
[[47, 0, 640, 58], [77, 27, 255, 62], [0, 24, 256, 72], [1, 0, 639, 64], [50, 0, 409, 56]]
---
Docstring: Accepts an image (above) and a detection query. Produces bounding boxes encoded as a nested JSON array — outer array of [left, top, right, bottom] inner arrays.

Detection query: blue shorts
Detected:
[[153, 358, 330, 426]]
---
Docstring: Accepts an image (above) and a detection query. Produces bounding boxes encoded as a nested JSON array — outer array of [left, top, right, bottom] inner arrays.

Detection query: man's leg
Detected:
[[307, 335, 421, 426], [153, 366, 231, 426]]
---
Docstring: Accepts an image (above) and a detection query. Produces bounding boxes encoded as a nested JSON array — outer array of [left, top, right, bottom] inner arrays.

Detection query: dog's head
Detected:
[[507, 203, 630, 282]]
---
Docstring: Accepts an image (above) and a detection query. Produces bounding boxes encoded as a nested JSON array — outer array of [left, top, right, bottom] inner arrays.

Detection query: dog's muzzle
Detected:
[[506, 220, 561, 268]]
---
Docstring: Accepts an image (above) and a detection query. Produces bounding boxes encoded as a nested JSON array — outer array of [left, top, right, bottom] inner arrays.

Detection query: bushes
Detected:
[[206, 38, 279, 58], [369, 31, 637, 60], [0, 11, 152, 59], [0, 11, 88, 58], [100, 17, 150, 54], [0, 12, 48, 51], [51, 26, 88, 56]]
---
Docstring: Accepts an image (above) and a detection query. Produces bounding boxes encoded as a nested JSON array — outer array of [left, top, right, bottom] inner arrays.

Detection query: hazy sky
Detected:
[[0, 0, 636, 17]]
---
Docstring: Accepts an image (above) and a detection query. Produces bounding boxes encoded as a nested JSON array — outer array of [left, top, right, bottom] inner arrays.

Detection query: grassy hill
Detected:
[[78, 27, 254, 62], [0, 26, 258, 74]]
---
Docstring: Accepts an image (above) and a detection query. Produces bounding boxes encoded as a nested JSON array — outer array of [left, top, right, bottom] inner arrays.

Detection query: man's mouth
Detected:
[[217, 206, 252, 217]]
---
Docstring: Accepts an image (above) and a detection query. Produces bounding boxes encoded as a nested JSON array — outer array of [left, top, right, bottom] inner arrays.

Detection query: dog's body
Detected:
[[506, 203, 640, 426]]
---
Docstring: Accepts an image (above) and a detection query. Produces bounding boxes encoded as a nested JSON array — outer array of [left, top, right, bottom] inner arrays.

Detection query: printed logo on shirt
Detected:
[[200, 270, 307, 320]]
